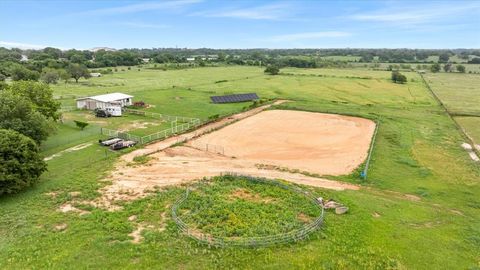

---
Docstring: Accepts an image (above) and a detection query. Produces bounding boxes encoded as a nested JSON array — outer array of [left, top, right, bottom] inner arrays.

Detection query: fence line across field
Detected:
[[123, 108, 200, 123], [171, 172, 325, 248], [189, 141, 225, 155], [100, 117, 202, 145]]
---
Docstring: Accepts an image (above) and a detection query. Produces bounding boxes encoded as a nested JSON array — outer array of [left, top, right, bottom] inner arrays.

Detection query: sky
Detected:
[[1, 0, 479, 50]]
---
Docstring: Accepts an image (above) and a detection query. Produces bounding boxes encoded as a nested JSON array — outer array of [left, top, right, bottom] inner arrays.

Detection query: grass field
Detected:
[[423, 72, 480, 144], [1, 66, 480, 269]]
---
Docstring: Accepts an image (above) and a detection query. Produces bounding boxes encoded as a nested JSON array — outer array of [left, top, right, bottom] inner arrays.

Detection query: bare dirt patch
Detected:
[[94, 105, 368, 208], [297, 213, 313, 223], [189, 110, 376, 175], [118, 120, 162, 132], [58, 203, 90, 215]]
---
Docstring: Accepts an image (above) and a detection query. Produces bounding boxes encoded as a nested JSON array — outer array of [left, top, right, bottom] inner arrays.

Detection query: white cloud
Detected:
[[193, 3, 291, 20], [117, 22, 169, 29], [269, 31, 351, 42], [82, 0, 202, 15], [0, 41, 64, 50], [350, 3, 480, 25]]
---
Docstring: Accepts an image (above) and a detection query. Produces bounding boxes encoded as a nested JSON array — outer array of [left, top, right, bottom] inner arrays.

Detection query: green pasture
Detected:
[[455, 117, 480, 143], [423, 73, 480, 115], [1, 66, 479, 269]]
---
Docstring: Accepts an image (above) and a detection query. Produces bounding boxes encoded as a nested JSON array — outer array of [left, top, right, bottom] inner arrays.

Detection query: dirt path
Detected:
[[121, 100, 287, 162], [44, 142, 93, 161]]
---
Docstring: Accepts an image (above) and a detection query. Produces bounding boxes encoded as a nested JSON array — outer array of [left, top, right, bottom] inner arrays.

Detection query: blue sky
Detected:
[[1, 0, 479, 49]]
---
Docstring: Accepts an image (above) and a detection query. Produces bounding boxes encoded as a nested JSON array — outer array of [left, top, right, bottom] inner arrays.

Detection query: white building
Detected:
[[76, 93, 133, 115]]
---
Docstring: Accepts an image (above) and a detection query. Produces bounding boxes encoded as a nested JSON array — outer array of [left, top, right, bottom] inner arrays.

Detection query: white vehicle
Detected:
[[105, 106, 122, 116]]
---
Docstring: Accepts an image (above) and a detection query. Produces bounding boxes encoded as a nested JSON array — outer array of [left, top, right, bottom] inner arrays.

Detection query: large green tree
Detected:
[[0, 91, 52, 144], [67, 63, 90, 83], [430, 63, 441, 73], [11, 65, 40, 81], [456, 65, 466, 73], [0, 129, 46, 195], [6, 81, 61, 120], [40, 68, 60, 84]]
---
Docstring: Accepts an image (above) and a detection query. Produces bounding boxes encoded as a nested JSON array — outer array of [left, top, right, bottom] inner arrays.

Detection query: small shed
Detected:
[[76, 93, 133, 113]]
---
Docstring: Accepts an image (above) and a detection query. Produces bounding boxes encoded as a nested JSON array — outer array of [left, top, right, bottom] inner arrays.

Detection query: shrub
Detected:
[[264, 65, 280, 75], [391, 71, 407, 84], [0, 129, 46, 195], [74, 120, 89, 130]]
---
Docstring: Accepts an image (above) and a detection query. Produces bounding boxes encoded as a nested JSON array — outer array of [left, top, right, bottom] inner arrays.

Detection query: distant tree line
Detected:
[[1, 47, 479, 84]]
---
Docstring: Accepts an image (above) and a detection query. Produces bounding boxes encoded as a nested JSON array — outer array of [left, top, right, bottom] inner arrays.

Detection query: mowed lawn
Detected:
[[1, 66, 479, 269]]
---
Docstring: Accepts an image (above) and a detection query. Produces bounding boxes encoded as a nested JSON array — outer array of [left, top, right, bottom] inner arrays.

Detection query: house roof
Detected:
[[76, 93, 133, 103]]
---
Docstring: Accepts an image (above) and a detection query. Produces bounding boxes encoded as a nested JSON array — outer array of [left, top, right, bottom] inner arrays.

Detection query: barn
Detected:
[[76, 93, 133, 112]]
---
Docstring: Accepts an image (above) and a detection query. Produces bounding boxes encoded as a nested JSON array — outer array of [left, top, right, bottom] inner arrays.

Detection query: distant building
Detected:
[[76, 93, 133, 116], [142, 58, 150, 63], [186, 57, 195, 61], [20, 55, 28, 62], [90, 72, 102, 77]]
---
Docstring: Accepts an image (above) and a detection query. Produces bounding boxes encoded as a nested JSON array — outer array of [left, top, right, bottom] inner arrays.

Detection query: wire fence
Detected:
[[189, 141, 225, 155], [123, 108, 200, 123], [361, 121, 380, 180], [100, 127, 142, 142], [419, 73, 480, 158], [171, 172, 324, 248], [100, 116, 202, 145], [41, 121, 101, 153]]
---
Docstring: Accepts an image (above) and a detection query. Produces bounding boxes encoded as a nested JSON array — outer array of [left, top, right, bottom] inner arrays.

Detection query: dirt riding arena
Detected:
[[100, 109, 375, 206]]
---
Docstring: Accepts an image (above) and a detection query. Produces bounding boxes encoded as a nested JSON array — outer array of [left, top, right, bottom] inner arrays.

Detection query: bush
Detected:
[[391, 71, 407, 84], [264, 65, 280, 75], [74, 120, 89, 130], [0, 129, 46, 195]]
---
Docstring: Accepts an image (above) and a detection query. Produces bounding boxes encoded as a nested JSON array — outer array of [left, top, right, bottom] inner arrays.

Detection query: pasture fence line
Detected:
[[189, 141, 225, 155], [361, 121, 380, 180], [100, 127, 142, 142], [123, 108, 200, 123], [139, 119, 202, 144], [419, 73, 480, 158], [171, 172, 324, 248], [100, 110, 202, 145]]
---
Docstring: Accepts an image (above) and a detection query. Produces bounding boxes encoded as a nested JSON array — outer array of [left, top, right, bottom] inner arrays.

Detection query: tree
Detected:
[[67, 63, 90, 83], [74, 120, 89, 130], [456, 65, 466, 73], [0, 129, 47, 195], [11, 65, 40, 81], [391, 70, 407, 84], [0, 91, 52, 144], [40, 68, 60, 84], [443, 63, 453, 72], [439, 53, 450, 63], [431, 63, 441, 73], [264, 65, 280, 75], [58, 69, 70, 84], [6, 81, 61, 120]]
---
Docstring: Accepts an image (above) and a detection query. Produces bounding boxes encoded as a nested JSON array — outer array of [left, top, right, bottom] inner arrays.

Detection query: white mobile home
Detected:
[[76, 93, 133, 115]]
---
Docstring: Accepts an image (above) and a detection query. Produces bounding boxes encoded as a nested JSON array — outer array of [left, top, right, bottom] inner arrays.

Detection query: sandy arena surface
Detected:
[[189, 110, 376, 175], [94, 108, 374, 208]]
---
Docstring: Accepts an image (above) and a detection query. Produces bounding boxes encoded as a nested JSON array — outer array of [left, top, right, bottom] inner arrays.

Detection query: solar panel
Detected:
[[210, 93, 259, 103]]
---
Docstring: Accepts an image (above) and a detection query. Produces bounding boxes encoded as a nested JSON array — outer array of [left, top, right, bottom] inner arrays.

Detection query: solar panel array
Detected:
[[210, 93, 259, 104]]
